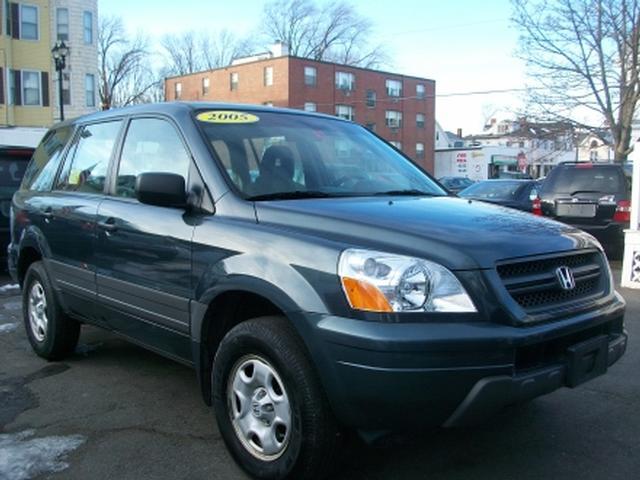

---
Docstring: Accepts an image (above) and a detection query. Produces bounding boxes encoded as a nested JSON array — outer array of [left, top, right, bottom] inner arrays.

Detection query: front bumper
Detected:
[[298, 295, 626, 431]]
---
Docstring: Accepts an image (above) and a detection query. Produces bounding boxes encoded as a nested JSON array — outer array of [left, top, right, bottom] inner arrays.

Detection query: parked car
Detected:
[[538, 162, 630, 258], [0, 146, 34, 267], [10, 104, 627, 480], [458, 179, 541, 212], [437, 175, 474, 193]]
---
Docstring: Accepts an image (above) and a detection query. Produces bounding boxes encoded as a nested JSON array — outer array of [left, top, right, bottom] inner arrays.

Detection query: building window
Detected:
[[61, 72, 70, 105], [416, 142, 425, 159], [304, 102, 316, 112], [202, 77, 210, 95], [8, 70, 15, 105], [230, 72, 239, 91], [264, 66, 274, 86], [85, 74, 95, 107], [174, 82, 182, 100], [335, 104, 354, 121], [20, 4, 39, 40], [366, 123, 376, 132], [56, 8, 69, 41], [390, 141, 402, 150], [386, 79, 402, 97], [304, 66, 317, 86], [416, 84, 425, 99], [385, 110, 402, 128], [416, 113, 425, 128], [335, 72, 355, 91], [366, 89, 376, 108], [83, 11, 93, 44], [22, 71, 41, 105]]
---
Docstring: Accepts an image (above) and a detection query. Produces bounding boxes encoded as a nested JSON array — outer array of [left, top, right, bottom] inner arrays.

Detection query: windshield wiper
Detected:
[[247, 190, 336, 201], [373, 189, 442, 197], [569, 190, 603, 195]]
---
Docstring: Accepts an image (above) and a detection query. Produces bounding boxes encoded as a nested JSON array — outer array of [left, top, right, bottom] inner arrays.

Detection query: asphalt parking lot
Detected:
[[0, 265, 639, 480]]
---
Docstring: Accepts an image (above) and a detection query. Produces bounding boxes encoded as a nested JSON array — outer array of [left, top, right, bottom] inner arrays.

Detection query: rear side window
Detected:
[[56, 121, 122, 193], [22, 127, 73, 191], [115, 118, 190, 198], [543, 166, 624, 195], [1, 150, 31, 189]]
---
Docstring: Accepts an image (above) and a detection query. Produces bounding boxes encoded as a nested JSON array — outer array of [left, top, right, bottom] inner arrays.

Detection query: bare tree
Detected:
[[513, 0, 640, 161], [261, 0, 388, 68], [160, 30, 255, 76], [98, 16, 156, 109]]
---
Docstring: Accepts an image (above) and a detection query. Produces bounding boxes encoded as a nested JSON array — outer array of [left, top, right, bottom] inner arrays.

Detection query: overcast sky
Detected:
[[102, 0, 525, 135]]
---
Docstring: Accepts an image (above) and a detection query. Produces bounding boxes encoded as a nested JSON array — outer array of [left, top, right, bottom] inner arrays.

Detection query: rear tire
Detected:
[[22, 261, 80, 360], [212, 316, 340, 480]]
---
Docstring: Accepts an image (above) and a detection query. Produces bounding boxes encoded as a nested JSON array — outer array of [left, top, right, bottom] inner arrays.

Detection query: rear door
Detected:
[[46, 120, 123, 320], [541, 165, 626, 225], [94, 116, 195, 361]]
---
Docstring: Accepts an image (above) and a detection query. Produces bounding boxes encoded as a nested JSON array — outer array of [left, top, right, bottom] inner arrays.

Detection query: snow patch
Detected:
[[0, 323, 18, 334], [3, 300, 22, 311], [0, 430, 85, 480], [0, 284, 19, 294]]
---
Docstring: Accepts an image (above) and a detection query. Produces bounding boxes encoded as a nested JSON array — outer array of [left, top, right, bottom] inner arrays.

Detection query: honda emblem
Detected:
[[555, 266, 576, 291]]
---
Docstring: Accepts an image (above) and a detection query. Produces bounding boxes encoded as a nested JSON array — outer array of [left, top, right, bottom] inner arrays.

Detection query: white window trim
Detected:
[[83, 10, 94, 44], [304, 102, 316, 112], [21, 69, 42, 107], [56, 7, 69, 41], [264, 66, 274, 86], [61, 71, 71, 106], [304, 66, 317, 86], [386, 79, 402, 97], [85, 73, 96, 108], [335, 72, 355, 91], [20, 3, 40, 41]]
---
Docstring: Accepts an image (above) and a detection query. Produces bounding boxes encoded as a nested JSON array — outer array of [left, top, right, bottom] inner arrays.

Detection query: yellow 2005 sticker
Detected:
[[196, 111, 259, 124]]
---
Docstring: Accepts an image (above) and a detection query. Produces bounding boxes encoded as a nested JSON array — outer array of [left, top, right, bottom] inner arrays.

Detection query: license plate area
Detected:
[[556, 203, 596, 218], [566, 335, 608, 387]]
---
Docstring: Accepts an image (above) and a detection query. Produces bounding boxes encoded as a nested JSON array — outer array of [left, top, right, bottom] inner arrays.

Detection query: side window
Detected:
[[56, 121, 122, 193], [116, 118, 190, 198], [22, 126, 74, 191]]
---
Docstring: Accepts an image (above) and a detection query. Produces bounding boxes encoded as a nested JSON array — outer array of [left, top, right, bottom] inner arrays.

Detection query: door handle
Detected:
[[42, 208, 53, 222], [98, 218, 118, 233]]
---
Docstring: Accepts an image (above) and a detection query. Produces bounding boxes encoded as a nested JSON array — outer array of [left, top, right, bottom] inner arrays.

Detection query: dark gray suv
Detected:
[[9, 103, 627, 480]]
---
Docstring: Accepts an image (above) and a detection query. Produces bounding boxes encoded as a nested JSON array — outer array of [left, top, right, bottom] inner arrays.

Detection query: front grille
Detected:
[[497, 251, 607, 313]]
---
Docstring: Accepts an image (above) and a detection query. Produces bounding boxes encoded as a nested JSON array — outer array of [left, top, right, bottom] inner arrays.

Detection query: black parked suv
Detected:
[[1, 146, 34, 267], [538, 162, 631, 258], [9, 104, 627, 480]]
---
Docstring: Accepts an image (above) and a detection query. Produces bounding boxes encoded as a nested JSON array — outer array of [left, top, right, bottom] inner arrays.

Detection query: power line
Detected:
[[291, 87, 536, 110]]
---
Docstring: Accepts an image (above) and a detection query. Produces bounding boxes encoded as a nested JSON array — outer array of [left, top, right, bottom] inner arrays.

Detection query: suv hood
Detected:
[[255, 196, 600, 270]]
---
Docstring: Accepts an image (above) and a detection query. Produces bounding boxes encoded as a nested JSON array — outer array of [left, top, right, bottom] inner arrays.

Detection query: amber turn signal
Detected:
[[341, 277, 393, 312]]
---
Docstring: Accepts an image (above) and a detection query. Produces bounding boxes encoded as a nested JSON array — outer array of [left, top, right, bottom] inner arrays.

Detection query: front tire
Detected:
[[22, 261, 80, 360], [212, 316, 339, 480]]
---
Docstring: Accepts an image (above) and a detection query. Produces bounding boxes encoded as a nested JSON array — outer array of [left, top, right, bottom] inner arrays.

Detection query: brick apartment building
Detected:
[[164, 48, 436, 172]]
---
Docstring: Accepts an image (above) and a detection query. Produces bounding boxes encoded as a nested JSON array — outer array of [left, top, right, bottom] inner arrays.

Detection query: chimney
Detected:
[[491, 118, 496, 125], [456, 128, 462, 138], [270, 41, 289, 58]]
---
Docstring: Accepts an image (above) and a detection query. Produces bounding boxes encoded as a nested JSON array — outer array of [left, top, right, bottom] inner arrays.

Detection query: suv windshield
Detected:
[[459, 180, 525, 200], [196, 110, 445, 199], [543, 165, 625, 195]]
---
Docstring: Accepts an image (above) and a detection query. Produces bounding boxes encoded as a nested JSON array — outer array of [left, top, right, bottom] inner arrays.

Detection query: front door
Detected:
[[94, 117, 195, 361]]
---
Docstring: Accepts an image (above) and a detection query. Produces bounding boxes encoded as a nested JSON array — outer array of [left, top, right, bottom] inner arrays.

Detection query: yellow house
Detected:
[[1, 0, 54, 128]]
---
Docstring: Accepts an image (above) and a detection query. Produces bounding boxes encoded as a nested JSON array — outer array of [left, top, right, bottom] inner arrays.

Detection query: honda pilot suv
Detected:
[[9, 104, 627, 480]]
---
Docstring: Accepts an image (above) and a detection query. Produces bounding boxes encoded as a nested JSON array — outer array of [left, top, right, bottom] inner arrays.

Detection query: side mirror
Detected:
[[135, 172, 186, 208]]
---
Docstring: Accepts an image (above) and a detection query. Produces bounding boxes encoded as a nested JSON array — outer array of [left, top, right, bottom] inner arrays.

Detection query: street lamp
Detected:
[[51, 40, 69, 121]]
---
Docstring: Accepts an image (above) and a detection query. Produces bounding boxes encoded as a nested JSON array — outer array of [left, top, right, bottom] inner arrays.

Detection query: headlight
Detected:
[[338, 249, 476, 313]]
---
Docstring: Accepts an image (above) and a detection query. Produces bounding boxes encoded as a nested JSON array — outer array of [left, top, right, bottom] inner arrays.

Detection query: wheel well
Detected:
[[199, 290, 285, 405], [17, 247, 42, 287]]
